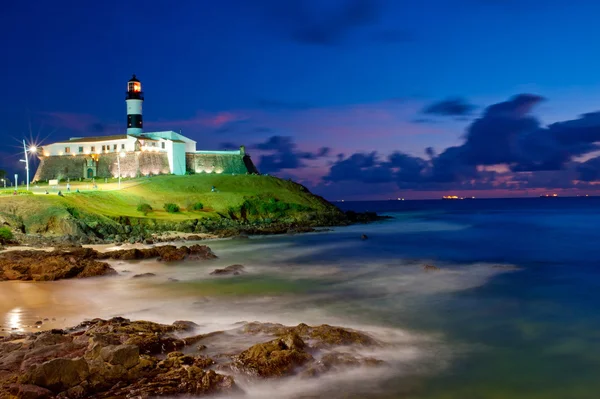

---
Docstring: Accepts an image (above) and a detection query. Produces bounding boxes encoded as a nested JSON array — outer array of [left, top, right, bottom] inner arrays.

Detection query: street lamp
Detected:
[[116, 152, 126, 189], [19, 140, 37, 191], [1, 178, 5, 189]]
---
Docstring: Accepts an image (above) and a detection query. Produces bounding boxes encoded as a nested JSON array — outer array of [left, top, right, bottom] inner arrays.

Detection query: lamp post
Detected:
[[19, 140, 37, 191], [116, 152, 126, 189], [1, 179, 4, 189]]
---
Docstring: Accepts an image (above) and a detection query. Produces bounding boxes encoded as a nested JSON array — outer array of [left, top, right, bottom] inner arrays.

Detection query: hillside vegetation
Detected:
[[0, 175, 348, 241]]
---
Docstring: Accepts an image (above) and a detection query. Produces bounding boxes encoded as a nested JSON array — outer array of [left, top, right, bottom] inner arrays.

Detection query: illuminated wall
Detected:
[[185, 153, 258, 175], [34, 152, 170, 181]]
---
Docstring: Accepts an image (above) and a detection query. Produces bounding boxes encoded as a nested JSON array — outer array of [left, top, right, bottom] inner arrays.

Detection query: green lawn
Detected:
[[0, 174, 336, 226]]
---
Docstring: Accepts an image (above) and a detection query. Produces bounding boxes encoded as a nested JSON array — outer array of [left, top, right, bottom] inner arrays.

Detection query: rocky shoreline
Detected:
[[1, 210, 389, 249], [0, 317, 385, 399], [0, 245, 218, 281]]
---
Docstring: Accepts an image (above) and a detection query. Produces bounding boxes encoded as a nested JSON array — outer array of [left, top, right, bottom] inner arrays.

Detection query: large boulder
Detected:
[[0, 248, 116, 281], [210, 264, 245, 276], [21, 357, 89, 392], [233, 333, 312, 377]]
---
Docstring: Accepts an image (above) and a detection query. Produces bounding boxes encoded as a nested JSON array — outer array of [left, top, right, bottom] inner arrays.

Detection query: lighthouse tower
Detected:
[[126, 74, 143, 134]]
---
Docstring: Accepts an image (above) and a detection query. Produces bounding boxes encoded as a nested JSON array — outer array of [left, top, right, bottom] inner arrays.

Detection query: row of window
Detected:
[[64, 144, 126, 153], [63, 142, 165, 154]]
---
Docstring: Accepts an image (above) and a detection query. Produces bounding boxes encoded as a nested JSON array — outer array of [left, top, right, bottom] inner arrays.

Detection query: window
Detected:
[[65, 147, 70, 153], [161, 142, 165, 149], [79, 147, 83, 153], [91, 146, 96, 152], [101, 145, 106, 151], [121, 144, 125, 150], [152, 142, 156, 147], [113, 144, 117, 150]]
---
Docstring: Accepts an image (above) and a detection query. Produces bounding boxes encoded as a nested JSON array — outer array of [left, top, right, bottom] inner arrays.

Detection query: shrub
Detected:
[[191, 202, 204, 211], [163, 203, 180, 213], [137, 203, 153, 216], [0, 226, 13, 243]]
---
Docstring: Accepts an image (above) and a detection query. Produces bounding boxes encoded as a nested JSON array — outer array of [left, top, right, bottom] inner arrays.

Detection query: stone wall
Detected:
[[185, 153, 258, 175], [33, 156, 88, 181], [33, 152, 257, 181], [33, 152, 171, 181]]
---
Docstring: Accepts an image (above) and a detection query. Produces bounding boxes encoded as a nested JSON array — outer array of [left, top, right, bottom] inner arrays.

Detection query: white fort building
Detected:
[[35, 75, 257, 181]]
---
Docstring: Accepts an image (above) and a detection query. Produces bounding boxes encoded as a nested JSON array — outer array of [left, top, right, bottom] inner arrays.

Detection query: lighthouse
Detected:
[[126, 74, 143, 134]]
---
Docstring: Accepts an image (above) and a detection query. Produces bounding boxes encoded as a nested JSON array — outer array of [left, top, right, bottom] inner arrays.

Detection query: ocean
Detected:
[[2, 197, 599, 398]]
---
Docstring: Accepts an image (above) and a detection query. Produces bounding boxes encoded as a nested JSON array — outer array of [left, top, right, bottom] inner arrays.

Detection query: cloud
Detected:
[[251, 135, 330, 173], [260, 0, 383, 46], [422, 97, 477, 117], [322, 94, 600, 193]]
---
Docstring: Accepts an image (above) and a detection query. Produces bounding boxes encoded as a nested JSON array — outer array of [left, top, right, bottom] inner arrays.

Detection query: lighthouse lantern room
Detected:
[[126, 74, 144, 134]]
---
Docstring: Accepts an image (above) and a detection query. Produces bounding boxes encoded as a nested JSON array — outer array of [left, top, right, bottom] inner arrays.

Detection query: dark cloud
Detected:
[[256, 99, 313, 111], [323, 94, 600, 191], [423, 97, 477, 117], [252, 135, 330, 173], [259, 0, 383, 46]]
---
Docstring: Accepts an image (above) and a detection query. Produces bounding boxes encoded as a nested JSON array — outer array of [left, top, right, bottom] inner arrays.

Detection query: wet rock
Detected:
[[0, 248, 117, 281], [168, 277, 180, 282], [210, 264, 245, 276], [131, 273, 156, 279], [143, 238, 154, 245], [233, 333, 312, 377], [21, 357, 89, 392], [361, 234, 368, 240], [423, 264, 440, 272], [7, 384, 53, 399], [242, 322, 378, 348], [99, 344, 140, 369], [187, 234, 203, 241]]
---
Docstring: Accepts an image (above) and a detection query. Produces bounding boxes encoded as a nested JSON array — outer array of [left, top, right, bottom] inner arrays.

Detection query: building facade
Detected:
[[34, 76, 257, 181]]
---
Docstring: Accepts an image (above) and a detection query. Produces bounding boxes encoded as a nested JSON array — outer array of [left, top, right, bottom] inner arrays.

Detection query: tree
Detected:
[[0, 169, 6, 180]]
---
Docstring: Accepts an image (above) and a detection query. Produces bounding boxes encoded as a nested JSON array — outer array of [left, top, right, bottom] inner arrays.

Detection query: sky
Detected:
[[2, 0, 600, 199]]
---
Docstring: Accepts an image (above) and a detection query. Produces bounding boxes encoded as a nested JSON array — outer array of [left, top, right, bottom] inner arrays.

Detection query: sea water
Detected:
[[2, 197, 600, 398]]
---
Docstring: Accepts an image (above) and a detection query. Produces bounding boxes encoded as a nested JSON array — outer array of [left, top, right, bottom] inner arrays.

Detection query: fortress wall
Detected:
[[33, 156, 88, 182], [34, 152, 171, 181], [34, 152, 257, 181], [185, 153, 258, 175]]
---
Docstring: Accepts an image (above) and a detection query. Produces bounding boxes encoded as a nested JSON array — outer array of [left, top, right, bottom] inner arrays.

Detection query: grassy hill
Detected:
[[0, 174, 346, 240]]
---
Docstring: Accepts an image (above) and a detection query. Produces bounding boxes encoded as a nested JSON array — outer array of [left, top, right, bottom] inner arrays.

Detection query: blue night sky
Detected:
[[3, 0, 600, 199]]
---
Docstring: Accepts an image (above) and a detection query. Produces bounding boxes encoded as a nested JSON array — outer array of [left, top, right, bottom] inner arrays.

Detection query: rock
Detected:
[[143, 239, 154, 245], [7, 384, 53, 399], [361, 234, 368, 240], [233, 333, 312, 377], [168, 277, 179, 282], [35, 321, 43, 326], [187, 234, 203, 241], [210, 264, 245, 276], [22, 357, 89, 392], [423, 264, 440, 272], [99, 345, 140, 369], [131, 273, 156, 279], [0, 248, 117, 281], [0, 317, 384, 398]]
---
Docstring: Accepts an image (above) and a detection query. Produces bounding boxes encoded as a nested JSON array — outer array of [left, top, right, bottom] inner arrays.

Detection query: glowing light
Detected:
[[29, 146, 37, 153], [59, 152, 63, 156], [215, 168, 223, 174], [442, 195, 459, 199], [7, 307, 22, 331], [133, 82, 141, 92]]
